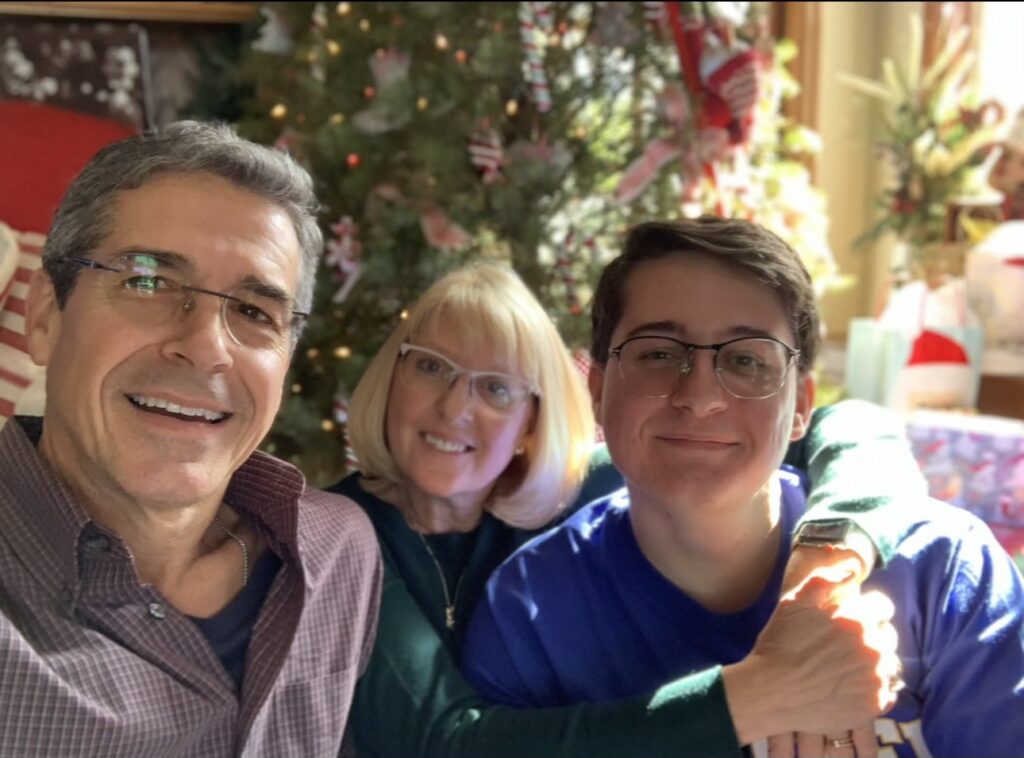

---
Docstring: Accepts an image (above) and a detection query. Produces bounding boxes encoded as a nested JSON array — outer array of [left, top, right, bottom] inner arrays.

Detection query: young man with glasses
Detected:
[[0, 122, 381, 757], [462, 218, 1024, 757]]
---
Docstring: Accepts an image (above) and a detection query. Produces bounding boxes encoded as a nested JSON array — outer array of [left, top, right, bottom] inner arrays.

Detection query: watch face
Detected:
[[798, 522, 851, 542]]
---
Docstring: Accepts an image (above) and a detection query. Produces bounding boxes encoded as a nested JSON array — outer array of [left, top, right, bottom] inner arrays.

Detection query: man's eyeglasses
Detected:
[[67, 253, 308, 351], [396, 343, 539, 414], [609, 335, 800, 400]]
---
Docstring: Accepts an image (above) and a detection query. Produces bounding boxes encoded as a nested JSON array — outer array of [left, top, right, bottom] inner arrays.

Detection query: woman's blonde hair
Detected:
[[347, 262, 595, 529]]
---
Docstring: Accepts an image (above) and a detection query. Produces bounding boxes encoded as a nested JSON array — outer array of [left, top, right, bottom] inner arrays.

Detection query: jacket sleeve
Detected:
[[349, 557, 742, 758], [786, 399, 928, 565]]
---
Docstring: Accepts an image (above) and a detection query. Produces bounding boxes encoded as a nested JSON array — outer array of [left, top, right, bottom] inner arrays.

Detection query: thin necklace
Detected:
[[417, 532, 465, 630], [213, 518, 249, 586]]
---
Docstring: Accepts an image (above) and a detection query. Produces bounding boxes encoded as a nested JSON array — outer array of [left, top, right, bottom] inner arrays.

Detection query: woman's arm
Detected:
[[350, 557, 742, 758], [786, 399, 927, 570]]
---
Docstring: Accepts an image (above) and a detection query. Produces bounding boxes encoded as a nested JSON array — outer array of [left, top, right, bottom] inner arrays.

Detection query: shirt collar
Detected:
[[0, 416, 308, 592]]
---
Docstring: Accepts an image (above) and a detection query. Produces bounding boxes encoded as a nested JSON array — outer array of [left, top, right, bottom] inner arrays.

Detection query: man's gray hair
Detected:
[[42, 120, 323, 315]]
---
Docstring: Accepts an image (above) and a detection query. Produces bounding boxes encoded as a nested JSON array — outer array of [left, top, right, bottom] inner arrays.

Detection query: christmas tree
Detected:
[[192, 1, 837, 484]]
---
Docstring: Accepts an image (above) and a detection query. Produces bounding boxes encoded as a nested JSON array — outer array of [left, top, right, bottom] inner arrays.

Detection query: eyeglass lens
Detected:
[[82, 253, 297, 350], [399, 345, 532, 412], [615, 336, 792, 399]]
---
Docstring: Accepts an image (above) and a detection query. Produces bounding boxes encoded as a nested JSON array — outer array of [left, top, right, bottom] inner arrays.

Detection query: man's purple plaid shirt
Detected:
[[0, 417, 381, 757]]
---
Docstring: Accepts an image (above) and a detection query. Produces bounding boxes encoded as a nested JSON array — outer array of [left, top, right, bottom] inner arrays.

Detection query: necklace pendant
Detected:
[[445, 605, 456, 630]]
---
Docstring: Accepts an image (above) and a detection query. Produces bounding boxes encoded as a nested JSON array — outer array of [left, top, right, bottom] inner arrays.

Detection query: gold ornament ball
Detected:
[[435, 33, 449, 50], [326, 40, 342, 56], [416, 96, 429, 111], [359, 18, 370, 32], [329, 112, 345, 125], [291, 383, 302, 394], [321, 419, 336, 432], [336, 2, 351, 15], [270, 103, 287, 119], [505, 99, 519, 117], [306, 348, 319, 359], [335, 346, 353, 359]]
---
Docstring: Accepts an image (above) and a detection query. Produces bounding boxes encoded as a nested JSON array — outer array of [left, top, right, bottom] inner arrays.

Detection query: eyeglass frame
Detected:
[[608, 334, 801, 400], [65, 254, 310, 345], [396, 342, 541, 411]]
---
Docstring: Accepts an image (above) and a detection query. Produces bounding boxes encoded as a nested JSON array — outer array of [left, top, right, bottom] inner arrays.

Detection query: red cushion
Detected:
[[0, 101, 136, 235]]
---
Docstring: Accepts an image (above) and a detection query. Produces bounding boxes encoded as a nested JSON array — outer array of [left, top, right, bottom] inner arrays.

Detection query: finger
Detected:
[[783, 547, 864, 596], [877, 656, 905, 712], [834, 590, 895, 627], [863, 619, 899, 657], [767, 733, 795, 758], [796, 731, 825, 758], [823, 731, 856, 758], [783, 568, 860, 607], [852, 724, 879, 757]]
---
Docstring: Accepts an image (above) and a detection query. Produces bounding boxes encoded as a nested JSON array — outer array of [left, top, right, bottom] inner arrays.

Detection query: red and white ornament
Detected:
[[325, 215, 364, 304], [468, 122, 504, 184]]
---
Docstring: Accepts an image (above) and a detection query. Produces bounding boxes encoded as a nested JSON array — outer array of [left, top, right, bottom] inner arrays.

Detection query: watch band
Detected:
[[793, 521, 877, 574]]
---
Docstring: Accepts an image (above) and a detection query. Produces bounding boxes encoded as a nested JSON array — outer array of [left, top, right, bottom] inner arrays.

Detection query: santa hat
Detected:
[[890, 329, 975, 411]]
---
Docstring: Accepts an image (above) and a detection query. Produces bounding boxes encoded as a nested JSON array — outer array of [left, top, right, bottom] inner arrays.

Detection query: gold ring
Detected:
[[827, 735, 855, 749]]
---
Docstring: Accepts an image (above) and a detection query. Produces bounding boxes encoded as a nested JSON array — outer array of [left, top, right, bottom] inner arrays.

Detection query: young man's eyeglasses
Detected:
[[397, 343, 540, 413], [610, 335, 800, 400], [67, 253, 308, 351]]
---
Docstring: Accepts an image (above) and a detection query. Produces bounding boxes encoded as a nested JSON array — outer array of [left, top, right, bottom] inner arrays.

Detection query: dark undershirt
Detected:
[[189, 549, 282, 691]]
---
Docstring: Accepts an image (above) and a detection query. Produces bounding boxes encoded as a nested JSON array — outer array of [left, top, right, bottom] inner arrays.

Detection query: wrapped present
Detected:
[[906, 409, 1024, 571]]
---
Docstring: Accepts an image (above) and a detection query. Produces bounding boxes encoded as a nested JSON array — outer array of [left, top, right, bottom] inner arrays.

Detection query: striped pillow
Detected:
[[0, 223, 46, 425]]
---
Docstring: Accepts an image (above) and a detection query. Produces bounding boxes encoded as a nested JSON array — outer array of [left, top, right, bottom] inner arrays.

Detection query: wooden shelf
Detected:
[[0, 2, 257, 23]]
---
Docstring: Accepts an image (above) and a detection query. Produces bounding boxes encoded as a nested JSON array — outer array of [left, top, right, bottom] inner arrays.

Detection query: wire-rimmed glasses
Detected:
[[396, 342, 539, 413], [609, 334, 800, 400], [67, 252, 308, 351]]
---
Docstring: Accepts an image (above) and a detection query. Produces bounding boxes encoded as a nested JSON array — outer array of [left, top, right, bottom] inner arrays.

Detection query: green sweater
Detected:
[[333, 400, 926, 758]]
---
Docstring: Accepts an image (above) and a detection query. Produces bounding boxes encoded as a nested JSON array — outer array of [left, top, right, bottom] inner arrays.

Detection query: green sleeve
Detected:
[[350, 557, 742, 758], [787, 399, 928, 565]]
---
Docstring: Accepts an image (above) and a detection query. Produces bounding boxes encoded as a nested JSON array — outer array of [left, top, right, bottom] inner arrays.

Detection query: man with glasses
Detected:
[[463, 218, 1024, 756], [0, 122, 381, 757]]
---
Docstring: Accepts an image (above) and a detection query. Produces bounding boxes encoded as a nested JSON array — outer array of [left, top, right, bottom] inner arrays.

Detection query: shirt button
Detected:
[[148, 602, 167, 620], [84, 536, 110, 553]]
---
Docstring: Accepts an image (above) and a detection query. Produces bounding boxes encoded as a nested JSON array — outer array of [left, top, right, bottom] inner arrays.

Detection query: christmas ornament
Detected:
[[252, 6, 294, 55], [352, 48, 413, 134], [273, 128, 306, 163], [420, 207, 471, 251], [615, 138, 682, 204], [325, 216, 364, 304], [700, 36, 764, 146], [468, 122, 504, 184], [332, 391, 350, 425], [518, 2, 553, 113]]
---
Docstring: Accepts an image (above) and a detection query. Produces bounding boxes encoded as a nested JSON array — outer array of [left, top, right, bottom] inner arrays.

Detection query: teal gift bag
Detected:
[[845, 318, 984, 409]]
